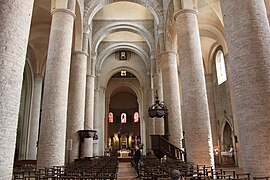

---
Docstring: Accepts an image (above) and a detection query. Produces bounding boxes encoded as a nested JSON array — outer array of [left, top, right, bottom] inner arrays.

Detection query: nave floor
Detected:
[[117, 162, 138, 180]]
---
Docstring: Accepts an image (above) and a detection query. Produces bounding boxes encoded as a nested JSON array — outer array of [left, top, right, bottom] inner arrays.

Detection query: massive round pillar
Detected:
[[160, 51, 183, 148], [175, 9, 214, 166], [28, 74, 43, 160], [220, 0, 270, 176], [66, 51, 87, 161], [37, 6, 75, 168], [0, 0, 34, 178]]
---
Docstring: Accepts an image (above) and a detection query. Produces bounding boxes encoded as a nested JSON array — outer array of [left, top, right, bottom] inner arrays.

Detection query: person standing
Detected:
[[134, 145, 141, 177]]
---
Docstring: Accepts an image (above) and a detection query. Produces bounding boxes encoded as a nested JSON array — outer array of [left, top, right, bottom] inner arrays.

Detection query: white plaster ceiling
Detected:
[[93, 2, 154, 20]]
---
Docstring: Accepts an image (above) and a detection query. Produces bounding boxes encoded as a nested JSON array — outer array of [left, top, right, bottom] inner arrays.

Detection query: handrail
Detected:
[[150, 135, 186, 162], [159, 135, 186, 162]]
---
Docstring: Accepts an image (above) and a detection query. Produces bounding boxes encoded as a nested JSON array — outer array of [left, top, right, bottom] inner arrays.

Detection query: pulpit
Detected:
[[78, 130, 98, 158]]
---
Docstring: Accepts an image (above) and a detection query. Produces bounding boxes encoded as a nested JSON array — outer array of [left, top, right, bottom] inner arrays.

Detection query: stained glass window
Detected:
[[121, 113, 127, 123], [134, 112, 139, 122], [108, 112, 113, 123]]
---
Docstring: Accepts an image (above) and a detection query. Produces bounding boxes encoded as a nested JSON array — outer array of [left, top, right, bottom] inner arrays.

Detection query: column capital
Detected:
[[83, 24, 90, 34], [174, 9, 198, 21], [150, 51, 155, 60], [72, 50, 88, 57], [86, 74, 95, 78], [51, 8, 76, 19], [34, 73, 44, 79], [157, 25, 164, 35], [91, 51, 97, 59], [160, 50, 177, 56]]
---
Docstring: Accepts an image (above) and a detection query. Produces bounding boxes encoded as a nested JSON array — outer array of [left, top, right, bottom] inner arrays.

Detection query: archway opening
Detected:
[[106, 73, 140, 157], [222, 122, 235, 165]]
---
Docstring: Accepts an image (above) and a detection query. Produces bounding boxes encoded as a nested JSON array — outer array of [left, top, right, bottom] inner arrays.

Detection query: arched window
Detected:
[[121, 113, 127, 123], [215, 50, 227, 85], [134, 112, 139, 122], [108, 112, 114, 123]]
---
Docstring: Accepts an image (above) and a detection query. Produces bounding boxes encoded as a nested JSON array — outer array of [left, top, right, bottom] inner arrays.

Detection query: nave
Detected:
[[1, 0, 270, 179]]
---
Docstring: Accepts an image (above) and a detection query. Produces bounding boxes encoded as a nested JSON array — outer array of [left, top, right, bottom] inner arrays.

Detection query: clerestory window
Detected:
[[215, 50, 227, 85]]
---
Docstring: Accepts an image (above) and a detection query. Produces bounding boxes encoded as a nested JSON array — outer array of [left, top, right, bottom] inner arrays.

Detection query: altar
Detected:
[[221, 151, 234, 165], [118, 150, 130, 158]]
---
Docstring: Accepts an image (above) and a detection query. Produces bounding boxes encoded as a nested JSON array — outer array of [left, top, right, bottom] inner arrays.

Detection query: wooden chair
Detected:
[[253, 177, 269, 180], [236, 172, 251, 180]]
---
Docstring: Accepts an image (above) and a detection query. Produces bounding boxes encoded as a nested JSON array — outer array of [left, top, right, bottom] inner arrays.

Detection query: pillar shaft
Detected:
[[175, 9, 214, 166], [28, 74, 43, 160], [153, 72, 165, 135], [84, 75, 95, 157], [84, 50, 95, 157], [93, 88, 100, 156], [205, 74, 218, 147], [220, 0, 270, 176], [67, 51, 87, 161], [0, 0, 34, 178], [93, 87, 105, 156], [37, 8, 75, 168], [153, 54, 165, 135], [160, 51, 182, 148]]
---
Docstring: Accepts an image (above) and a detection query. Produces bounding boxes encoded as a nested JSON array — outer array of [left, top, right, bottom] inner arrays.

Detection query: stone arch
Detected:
[[92, 22, 154, 52], [199, 24, 228, 75], [199, 23, 228, 54], [106, 81, 142, 104], [99, 66, 147, 89], [207, 43, 223, 74], [84, 0, 164, 29], [97, 43, 150, 73], [221, 121, 233, 152], [26, 46, 38, 74], [73, 1, 83, 51], [165, 1, 177, 51], [105, 75, 147, 154]]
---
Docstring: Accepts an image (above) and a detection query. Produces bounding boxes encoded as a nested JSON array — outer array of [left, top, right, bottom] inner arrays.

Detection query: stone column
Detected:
[[93, 85, 105, 156], [220, 1, 270, 176], [66, 51, 87, 162], [148, 90, 156, 136], [28, 74, 43, 160], [205, 74, 218, 148], [160, 51, 182, 148], [98, 87, 106, 156], [205, 74, 219, 164], [149, 56, 156, 138], [37, 4, 75, 168], [174, 9, 214, 166], [153, 54, 164, 135], [0, 1, 34, 178], [93, 88, 100, 156], [147, 89, 155, 149], [84, 52, 96, 157]]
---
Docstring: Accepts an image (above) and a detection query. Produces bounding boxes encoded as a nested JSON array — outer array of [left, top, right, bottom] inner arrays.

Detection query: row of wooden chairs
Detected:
[[136, 155, 270, 180], [13, 156, 118, 180]]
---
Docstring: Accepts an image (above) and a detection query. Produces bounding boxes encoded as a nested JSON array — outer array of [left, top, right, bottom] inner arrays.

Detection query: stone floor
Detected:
[[117, 162, 138, 180]]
